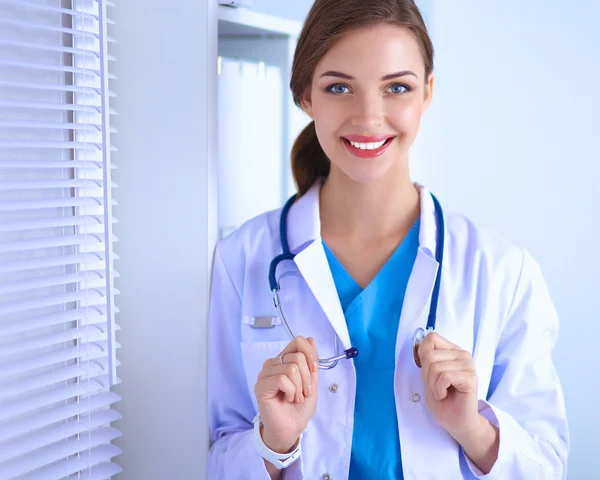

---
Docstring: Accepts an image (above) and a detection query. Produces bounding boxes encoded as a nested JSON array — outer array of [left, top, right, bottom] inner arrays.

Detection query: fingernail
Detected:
[[311, 361, 318, 373]]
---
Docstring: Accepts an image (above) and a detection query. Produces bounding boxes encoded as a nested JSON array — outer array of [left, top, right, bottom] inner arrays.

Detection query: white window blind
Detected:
[[0, 0, 122, 478]]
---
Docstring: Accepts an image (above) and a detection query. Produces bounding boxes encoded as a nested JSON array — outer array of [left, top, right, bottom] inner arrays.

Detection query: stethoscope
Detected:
[[269, 191, 445, 370]]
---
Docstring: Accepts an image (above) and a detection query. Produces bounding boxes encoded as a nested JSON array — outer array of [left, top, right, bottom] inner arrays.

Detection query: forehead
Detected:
[[314, 24, 424, 80]]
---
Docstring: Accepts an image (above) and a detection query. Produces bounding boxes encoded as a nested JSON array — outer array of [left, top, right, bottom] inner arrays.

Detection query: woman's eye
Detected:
[[326, 84, 350, 94], [326, 83, 412, 95], [388, 84, 410, 94]]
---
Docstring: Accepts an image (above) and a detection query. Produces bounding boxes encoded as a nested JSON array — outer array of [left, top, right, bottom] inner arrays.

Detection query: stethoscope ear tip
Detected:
[[345, 348, 359, 359]]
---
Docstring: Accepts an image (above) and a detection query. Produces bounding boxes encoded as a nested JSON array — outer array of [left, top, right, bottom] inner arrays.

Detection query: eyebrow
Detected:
[[319, 70, 418, 81]]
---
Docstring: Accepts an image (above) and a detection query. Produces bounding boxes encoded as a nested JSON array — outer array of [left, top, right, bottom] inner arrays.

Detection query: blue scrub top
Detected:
[[323, 217, 420, 479]]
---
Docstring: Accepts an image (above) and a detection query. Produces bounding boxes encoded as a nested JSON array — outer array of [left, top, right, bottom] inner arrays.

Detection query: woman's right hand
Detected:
[[254, 336, 319, 454]]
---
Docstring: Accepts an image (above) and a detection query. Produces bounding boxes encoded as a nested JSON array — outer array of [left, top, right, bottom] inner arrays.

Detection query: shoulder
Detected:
[[443, 208, 527, 281], [214, 207, 282, 269], [442, 209, 553, 332]]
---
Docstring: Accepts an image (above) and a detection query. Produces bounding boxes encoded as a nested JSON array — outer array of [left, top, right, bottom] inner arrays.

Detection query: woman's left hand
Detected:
[[417, 332, 481, 440]]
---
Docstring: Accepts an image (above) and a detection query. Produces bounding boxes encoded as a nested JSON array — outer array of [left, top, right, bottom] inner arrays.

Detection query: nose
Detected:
[[350, 92, 385, 129]]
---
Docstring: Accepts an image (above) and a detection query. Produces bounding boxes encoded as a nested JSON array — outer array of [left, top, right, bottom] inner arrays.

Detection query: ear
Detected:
[[422, 73, 434, 114], [299, 90, 315, 120]]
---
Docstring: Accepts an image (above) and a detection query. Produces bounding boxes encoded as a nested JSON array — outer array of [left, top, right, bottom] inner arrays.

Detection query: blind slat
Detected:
[[0, 0, 99, 21], [0, 358, 121, 401], [0, 59, 118, 79], [0, 233, 119, 254], [0, 160, 118, 169], [0, 141, 118, 151], [26, 443, 123, 480], [0, 216, 118, 235], [0, 252, 120, 275], [0, 99, 118, 114], [0, 428, 122, 478], [67, 461, 123, 480], [0, 197, 117, 212], [0, 79, 102, 95], [0, 375, 118, 422], [0, 179, 117, 190], [0, 38, 103, 58], [0, 409, 121, 463], [0, 288, 120, 316], [0, 306, 118, 336], [0, 120, 117, 133], [0, 270, 120, 296], [0, 391, 121, 443], [0, 321, 118, 358], [0, 339, 121, 378], [0, 17, 101, 39]]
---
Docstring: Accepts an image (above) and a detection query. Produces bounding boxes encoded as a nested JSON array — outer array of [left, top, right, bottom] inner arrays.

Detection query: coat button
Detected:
[[328, 383, 339, 393], [412, 393, 421, 403], [322, 474, 332, 480]]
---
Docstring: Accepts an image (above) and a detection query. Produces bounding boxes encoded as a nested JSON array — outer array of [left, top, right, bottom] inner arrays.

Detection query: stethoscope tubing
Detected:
[[269, 191, 444, 369]]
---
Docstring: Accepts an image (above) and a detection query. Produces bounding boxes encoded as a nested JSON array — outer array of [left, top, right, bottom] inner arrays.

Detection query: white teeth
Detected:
[[348, 139, 387, 150]]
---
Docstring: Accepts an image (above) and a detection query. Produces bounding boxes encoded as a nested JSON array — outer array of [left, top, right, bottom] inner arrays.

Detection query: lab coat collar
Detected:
[[286, 178, 445, 268], [286, 180, 322, 255], [286, 179, 445, 352]]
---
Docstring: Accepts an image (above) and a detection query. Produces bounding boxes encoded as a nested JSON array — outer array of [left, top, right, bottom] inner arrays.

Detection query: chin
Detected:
[[336, 159, 395, 185]]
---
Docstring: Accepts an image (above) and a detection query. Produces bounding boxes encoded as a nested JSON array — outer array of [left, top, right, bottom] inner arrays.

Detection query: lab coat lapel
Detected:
[[396, 184, 445, 358], [294, 242, 352, 350], [286, 180, 352, 350], [395, 249, 439, 355]]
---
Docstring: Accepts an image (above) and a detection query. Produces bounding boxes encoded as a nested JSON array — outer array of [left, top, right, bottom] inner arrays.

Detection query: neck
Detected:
[[319, 164, 420, 243]]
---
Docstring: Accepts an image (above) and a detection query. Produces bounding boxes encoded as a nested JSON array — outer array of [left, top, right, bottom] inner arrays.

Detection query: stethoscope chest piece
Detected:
[[412, 326, 434, 368]]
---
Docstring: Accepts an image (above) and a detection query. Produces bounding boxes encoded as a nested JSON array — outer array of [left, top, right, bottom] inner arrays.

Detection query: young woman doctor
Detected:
[[207, 0, 569, 478]]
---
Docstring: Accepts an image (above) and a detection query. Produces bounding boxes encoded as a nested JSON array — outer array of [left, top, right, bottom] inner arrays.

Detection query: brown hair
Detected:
[[289, 0, 434, 196]]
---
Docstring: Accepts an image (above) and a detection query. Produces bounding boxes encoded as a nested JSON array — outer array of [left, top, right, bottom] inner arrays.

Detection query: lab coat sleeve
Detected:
[[464, 249, 569, 479], [207, 244, 304, 479]]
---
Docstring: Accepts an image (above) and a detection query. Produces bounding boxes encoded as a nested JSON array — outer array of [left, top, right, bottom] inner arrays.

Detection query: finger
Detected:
[[420, 349, 465, 370], [417, 332, 461, 365], [260, 363, 305, 403], [306, 338, 319, 392], [420, 349, 472, 383], [281, 351, 312, 399], [277, 336, 319, 374], [434, 370, 477, 400], [428, 360, 473, 397], [306, 337, 320, 373], [255, 372, 297, 403]]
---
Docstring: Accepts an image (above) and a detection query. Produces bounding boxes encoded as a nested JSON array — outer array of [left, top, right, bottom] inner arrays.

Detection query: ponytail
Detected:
[[290, 120, 330, 196]]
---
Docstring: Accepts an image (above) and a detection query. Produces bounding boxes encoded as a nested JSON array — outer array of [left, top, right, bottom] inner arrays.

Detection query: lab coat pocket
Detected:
[[240, 340, 290, 412]]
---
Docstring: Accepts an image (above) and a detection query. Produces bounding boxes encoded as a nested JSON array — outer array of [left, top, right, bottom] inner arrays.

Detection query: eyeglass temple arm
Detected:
[[273, 288, 359, 368], [272, 289, 295, 340]]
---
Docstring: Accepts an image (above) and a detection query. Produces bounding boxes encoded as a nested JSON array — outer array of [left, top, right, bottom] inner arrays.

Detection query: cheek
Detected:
[[313, 109, 344, 146], [313, 101, 343, 129], [392, 102, 424, 128]]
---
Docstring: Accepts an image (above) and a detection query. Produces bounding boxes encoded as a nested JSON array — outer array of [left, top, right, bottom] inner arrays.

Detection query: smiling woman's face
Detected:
[[300, 23, 434, 185]]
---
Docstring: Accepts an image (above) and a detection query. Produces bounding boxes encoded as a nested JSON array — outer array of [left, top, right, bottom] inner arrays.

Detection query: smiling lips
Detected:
[[341, 134, 396, 158]]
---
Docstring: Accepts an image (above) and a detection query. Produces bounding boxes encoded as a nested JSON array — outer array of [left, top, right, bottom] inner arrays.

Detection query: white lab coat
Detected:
[[207, 181, 569, 479]]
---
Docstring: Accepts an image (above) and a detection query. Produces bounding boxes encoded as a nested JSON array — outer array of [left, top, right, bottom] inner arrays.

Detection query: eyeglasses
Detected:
[[270, 269, 358, 370]]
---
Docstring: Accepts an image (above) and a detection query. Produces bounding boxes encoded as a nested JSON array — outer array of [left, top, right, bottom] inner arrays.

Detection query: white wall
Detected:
[[250, 0, 313, 22], [109, 1, 215, 478], [411, 1, 599, 478]]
